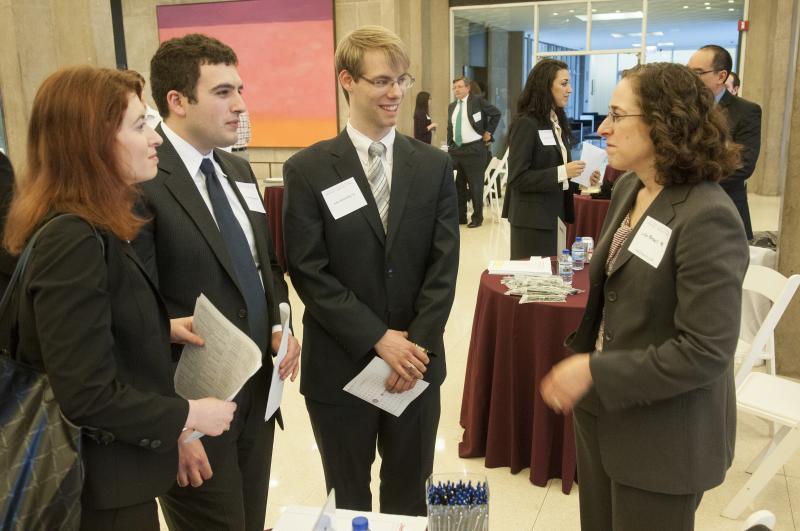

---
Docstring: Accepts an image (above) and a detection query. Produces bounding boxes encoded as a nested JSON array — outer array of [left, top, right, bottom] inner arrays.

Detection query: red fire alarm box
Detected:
[[739, 20, 749, 31]]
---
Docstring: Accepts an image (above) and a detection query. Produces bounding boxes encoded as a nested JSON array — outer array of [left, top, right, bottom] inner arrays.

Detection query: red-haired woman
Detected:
[[3, 66, 236, 530]]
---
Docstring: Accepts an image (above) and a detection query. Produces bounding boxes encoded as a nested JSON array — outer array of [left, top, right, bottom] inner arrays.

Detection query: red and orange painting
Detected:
[[157, 0, 337, 147]]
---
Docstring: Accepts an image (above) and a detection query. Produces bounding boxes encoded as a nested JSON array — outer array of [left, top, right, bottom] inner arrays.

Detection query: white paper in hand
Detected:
[[573, 142, 608, 187], [264, 303, 291, 421], [175, 294, 262, 441], [343, 357, 429, 417]]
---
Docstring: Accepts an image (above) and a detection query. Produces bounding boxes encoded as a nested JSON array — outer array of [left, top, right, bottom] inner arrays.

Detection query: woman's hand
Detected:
[[170, 316, 204, 346], [428, 123, 438, 131], [589, 170, 601, 186], [540, 354, 593, 414], [185, 398, 236, 436], [565, 161, 587, 178]]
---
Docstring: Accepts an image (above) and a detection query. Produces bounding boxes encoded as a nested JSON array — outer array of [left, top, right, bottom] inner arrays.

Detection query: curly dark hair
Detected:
[[150, 33, 238, 119], [622, 62, 740, 185], [512, 59, 570, 144]]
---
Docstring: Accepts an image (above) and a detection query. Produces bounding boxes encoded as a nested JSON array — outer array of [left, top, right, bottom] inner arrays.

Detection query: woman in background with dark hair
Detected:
[[3, 66, 235, 530], [413, 91, 437, 144], [502, 59, 593, 259], [541, 62, 748, 530]]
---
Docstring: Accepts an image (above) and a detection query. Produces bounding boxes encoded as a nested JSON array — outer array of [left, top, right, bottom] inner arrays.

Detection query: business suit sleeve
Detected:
[[282, 159, 388, 361], [27, 218, 188, 450], [730, 102, 762, 183], [446, 103, 454, 146], [481, 98, 501, 135], [507, 116, 562, 194], [407, 157, 460, 351], [589, 203, 748, 410]]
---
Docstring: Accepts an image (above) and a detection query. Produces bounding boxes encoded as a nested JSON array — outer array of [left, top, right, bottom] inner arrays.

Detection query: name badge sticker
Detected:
[[628, 216, 672, 268], [538, 129, 557, 146], [235, 182, 267, 214], [472, 111, 482, 122], [322, 177, 368, 220]]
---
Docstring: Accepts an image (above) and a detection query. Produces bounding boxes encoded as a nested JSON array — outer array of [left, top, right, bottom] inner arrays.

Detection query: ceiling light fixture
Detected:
[[657, 42, 675, 46], [576, 11, 643, 21], [611, 33, 624, 38]]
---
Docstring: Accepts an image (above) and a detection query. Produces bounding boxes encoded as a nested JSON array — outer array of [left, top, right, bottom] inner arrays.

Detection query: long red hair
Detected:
[[4, 66, 147, 254]]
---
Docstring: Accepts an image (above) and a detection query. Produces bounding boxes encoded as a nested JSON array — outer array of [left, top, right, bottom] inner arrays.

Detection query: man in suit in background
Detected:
[[689, 44, 762, 239], [447, 76, 501, 228], [0, 151, 16, 293], [282, 26, 459, 516], [132, 33, 300, 531]]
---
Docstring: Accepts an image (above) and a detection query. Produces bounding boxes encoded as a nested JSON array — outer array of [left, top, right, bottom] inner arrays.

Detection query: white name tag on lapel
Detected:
[[322, 177, 367, 220], [472, 111, 482, 122], [629, 216, 672, 268], [235, 182, 266, 214], [538, 129, 557, 146]]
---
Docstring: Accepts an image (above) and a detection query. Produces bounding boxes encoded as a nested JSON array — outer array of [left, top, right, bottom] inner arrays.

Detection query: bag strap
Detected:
[[0, 214, 105, 342]]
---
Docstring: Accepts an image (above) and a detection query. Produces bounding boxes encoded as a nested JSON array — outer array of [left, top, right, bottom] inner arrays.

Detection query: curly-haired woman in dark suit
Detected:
[[540, 63, 748, 530], [502, 59, 597, 259]]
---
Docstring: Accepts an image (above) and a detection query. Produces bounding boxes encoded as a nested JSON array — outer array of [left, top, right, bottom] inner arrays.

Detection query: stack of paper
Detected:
[[488, 257, 552, 276]]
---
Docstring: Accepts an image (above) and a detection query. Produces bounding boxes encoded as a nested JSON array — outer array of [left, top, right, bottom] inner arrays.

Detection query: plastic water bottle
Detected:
[[352, 516, 370, 531], [583, 236, 594, 263], [558, 249, 574, 287], [572, 237, 585, 271]]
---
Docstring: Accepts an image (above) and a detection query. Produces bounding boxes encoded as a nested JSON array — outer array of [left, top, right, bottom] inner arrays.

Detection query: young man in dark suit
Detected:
[[447, 76, 501, 227], [689, 44, 762, 239], [132, 34, 300, 531], [282, 26, 459, 516]]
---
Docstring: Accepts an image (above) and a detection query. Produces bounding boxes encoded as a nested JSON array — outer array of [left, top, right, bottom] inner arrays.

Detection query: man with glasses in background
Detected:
[[282, 26, 459, 516], [448, 76, 501, 228], [688, 44, 762, 239]]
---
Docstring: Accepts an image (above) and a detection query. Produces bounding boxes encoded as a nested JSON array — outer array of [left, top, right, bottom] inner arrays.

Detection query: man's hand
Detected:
[[384, 369, 417, 394], [170, 317, 204, 346], [540, 354, 593, 414], [374, 329, 429, 386], [482, 131, 492, 143], [271, 330, 300, 382], [176, 431, 213, 488]]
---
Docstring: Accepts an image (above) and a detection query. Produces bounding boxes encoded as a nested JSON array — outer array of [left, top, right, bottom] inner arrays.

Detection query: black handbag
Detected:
[[0, 215, 104, 530]]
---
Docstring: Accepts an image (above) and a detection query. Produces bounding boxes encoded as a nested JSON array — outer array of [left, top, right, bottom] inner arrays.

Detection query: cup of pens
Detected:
[[426, 473, 489, 531]]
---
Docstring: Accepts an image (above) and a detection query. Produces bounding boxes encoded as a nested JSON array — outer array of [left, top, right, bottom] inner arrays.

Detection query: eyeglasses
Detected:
[[606, 111, 644, 124], [358, 73, 416, 91], [691, 69, 716, 76]]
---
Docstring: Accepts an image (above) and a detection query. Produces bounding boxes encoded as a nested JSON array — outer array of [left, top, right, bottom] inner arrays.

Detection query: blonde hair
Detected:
[[335, 25, 409, 102]]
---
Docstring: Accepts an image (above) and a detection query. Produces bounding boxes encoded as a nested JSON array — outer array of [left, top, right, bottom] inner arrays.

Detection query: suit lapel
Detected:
[[156, 131, 241, 290], [385, 135, 417, 253], [330, 130, 386, 245], [122, 240, 170, 322]]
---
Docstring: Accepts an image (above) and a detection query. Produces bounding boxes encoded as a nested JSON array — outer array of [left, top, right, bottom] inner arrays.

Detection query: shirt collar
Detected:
[[714, 87, 726, 104], [161, 122, 226, 178], [346, 121, 395, 162]]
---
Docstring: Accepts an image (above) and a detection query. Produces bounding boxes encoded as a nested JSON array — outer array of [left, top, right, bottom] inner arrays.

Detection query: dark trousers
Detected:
[[305, 385, 441, 516], [80, 499, 159, 531], [574, 389, 702, 531], [732, 195, 753, 240], [450, 142, 489, 223], [160, 372, 276, 531], [509, 221, 561, 259]]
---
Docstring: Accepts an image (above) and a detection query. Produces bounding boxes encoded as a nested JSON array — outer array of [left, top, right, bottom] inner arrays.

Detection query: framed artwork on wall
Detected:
[[157, 0, 337, 148]]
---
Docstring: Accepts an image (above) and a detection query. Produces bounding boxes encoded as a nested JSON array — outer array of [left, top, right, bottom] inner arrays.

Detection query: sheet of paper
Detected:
[[264, 302, 291, 421], [488, 257, 552, 276], [539, 129, 557, 146], [343, 357, 429, 417], [235, 181, 267, 213], [275, 506, 428, 531], [573, 142, 608, 187], [312, 489, 337, 531], [629, 216, 672, 268], [472, 111, 482, 122], [175, 294, 262, 441], [322, 177, 368, 220]]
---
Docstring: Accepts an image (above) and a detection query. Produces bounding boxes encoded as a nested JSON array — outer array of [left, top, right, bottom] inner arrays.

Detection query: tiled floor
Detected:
[[162, 193, 790, 530]]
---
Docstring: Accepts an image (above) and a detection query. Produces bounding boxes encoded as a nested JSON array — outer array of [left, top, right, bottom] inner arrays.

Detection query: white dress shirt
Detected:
[[451, 95, 482, 144], [346, 121, 395, 187]]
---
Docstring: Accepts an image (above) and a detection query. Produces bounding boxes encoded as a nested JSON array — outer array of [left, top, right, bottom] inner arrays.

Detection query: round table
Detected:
[[567, 194, 611, 246], [262, 184, 286, 272], [459, 266, 590, 494]]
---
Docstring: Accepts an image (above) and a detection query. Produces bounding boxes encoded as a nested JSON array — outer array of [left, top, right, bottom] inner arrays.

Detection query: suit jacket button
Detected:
[[238, 309, 248, 318], [608, 291, 617, 302], [150, 439, 162, 449], [139, 438, 150, 447], [604, 331, 613, 342], [386, 268, 394, 278]]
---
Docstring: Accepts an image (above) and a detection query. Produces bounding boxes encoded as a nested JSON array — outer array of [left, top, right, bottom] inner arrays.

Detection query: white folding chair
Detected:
[[483, 148, 509, 219], [722, 266, 800, 519]]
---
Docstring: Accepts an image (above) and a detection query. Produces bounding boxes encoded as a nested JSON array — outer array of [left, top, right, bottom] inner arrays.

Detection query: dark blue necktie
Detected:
[[200, 158, 268, 354]]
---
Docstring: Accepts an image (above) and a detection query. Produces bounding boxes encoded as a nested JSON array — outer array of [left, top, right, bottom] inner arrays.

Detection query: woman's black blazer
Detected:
[[15, 215, 188, 510]]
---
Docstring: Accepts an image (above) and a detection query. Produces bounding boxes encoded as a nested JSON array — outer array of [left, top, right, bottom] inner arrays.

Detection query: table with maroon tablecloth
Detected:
[[459, 266, 590, 494], [263, 184, 286, 272], [566, 194, 611, 246]]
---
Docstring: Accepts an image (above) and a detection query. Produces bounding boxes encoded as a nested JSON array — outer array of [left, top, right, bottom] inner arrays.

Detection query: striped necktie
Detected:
[[367, 142, 389, 232]]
